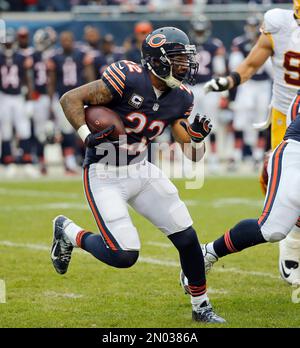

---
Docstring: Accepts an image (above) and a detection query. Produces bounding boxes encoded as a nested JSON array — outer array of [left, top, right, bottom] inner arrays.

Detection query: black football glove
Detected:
[[203, 77, 230, 93], [84, 125, 115, 148], [180, 114, 212, 143]]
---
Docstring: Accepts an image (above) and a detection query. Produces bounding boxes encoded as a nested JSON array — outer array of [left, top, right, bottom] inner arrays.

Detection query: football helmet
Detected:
[[33, 27, 56, 52], [3, 28, 16, 55], [244, 15, 262, 41], [141, 27, 199, 88], [190, 16, 211, 45], [294, 0, 300, 19]]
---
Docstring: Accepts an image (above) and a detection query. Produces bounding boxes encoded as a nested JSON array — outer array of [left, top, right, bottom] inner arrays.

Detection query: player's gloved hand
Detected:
[[84, 125, 115, 148], [180, 114, 212, 143], [203, 77, 230, 93]]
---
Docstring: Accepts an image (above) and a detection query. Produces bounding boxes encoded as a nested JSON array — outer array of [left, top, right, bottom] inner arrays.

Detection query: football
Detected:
[[84, 106, 125, 140]]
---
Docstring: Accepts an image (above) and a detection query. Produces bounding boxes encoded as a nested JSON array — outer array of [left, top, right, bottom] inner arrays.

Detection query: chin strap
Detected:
[[146, 61, 182, 89]]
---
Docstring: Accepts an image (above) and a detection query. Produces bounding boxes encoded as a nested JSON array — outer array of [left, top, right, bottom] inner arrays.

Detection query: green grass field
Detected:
[[0, 176, 299, 328]]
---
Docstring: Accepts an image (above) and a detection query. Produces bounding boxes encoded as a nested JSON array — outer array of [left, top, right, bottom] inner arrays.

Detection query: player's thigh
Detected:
[[189, 84, 206, 118], [33, 95, 51, 140], [129, 163, 193, 236], [0, 95, 13, 140], [271, 108, 286, 150], [202, 92, 221, 126], [52, 96, 74, 134], [254, 81, 272, 124], [13, 96, 31, 139], [83, 164, 140, 251], [259, 142, 300, 241]]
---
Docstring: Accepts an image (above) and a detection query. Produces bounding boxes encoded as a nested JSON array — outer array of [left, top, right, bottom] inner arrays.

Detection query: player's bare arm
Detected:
[[171, 118, 206, 162], [228, 33, 273, 88], [60, 79, 113, 131]]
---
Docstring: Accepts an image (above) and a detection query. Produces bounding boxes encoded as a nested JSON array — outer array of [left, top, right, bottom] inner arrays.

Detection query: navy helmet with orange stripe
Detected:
[[141, 27, 199, 89]]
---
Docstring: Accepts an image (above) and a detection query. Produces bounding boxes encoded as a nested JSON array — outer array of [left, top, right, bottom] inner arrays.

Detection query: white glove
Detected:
[[203, 77, 230, 94]]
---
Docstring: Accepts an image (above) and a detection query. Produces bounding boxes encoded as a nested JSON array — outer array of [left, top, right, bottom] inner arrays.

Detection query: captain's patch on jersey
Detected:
[[128, 93, 144, 109]]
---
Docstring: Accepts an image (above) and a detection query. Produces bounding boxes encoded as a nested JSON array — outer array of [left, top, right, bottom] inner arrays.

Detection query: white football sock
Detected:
[[191, 293, 209, 309], [64, 222, 84, 247]]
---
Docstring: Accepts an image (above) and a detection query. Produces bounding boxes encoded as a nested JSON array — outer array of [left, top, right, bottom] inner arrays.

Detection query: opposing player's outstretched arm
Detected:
[[228, 33, 273, 88], [60, 79, 113, 131], [233, 34, 273, 83], [171, 119, 206, 162]]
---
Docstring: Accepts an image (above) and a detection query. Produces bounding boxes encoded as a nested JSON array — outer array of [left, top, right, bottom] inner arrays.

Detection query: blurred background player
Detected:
[[17, 26, 34, 57], [204, 0, 300, 285], [0, 28, 36, 177], [101, 34, 124, 66], [189, 16, 227, 172], [125, 20, 153, 63], [30, 27, 57, 175], [228, 15, 272, 170], [85, 33, 124, 82], [48, 31, 89, 174]]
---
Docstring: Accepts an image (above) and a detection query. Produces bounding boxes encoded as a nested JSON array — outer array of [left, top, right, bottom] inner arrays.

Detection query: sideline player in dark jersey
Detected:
[[48, 31, 89, 174], [199, 91, 300, 300], [50, 27, 225, 323], [0, 28, 34, 176], [189, 16, 227, 171], [30, 27, 56, 175], [229, 15, 272, 169]]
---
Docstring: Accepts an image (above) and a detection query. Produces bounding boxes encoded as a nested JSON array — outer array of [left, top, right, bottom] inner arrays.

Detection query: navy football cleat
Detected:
[[51, 215, 74, 275], [192, 301, 226, 323]]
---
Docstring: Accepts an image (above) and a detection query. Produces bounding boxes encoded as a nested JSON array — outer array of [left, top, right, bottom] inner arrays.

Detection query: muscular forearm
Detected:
[[60, 90, 86, 130], [60, 79, 113, 131]]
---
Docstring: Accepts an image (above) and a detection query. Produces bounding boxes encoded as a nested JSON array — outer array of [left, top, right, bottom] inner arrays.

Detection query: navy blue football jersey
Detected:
[[0, 52, 26, 95], [194, 38, 225, 84], [51, 48, 86, 97], [92, 52, 108, 80], [284, 91, 300, 142], [32, 51, 48, 95], [84, 60, 194, 167], [231, 35, 270, 81]]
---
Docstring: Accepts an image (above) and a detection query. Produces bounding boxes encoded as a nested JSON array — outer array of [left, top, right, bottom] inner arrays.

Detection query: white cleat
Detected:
[[5, 164, 18, 178], [179, 270, 190, 295], [201, 244, 218, 274], [279, 237, 300, 285], [23, 164, 41, 179]]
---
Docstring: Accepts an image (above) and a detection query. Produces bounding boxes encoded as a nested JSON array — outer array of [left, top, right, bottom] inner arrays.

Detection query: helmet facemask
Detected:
[[143, 44, 198, 88]]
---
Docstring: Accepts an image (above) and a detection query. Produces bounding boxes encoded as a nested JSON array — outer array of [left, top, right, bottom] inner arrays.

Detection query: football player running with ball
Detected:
[[50, 27, 225, 323], [204, 1, 300, 285]]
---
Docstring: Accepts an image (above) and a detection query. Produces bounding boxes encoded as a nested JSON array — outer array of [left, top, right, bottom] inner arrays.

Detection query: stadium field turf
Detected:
[[0, 177, 299, 328]]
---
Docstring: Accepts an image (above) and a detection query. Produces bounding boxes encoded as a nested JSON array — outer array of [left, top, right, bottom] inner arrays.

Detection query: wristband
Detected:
[[77, 124, 91, 142], [229, 71, 241, 88]]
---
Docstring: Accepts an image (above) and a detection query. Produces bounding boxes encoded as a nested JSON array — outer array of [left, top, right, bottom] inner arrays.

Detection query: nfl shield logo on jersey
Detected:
[[153, 103, 160, 111]]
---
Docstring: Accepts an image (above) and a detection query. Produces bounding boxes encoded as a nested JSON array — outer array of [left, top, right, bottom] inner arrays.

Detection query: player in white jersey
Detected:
[[203, 1, 300, 285]]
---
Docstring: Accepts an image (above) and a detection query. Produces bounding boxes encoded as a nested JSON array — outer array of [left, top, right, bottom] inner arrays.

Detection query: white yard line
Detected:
[[146, 241, 172, 248], [0, 240, 279, 280], [0, 188, 80, 199], [212, 198, 264, 208], [43, 291, 83, 299], [0, 203, 89, 212]]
